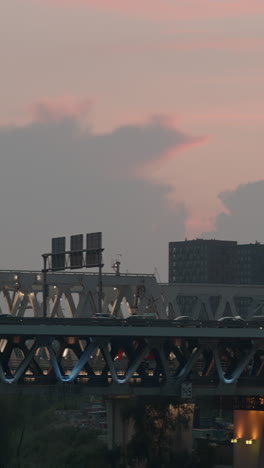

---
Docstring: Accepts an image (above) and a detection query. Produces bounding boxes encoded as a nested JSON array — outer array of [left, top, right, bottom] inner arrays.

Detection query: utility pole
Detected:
[[42, 254, 48, 318]]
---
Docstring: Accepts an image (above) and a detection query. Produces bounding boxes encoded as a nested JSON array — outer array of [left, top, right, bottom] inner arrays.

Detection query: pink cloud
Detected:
[[26, 99, 207, 172], [40, 0, 264, 20], [29, 96, 93, 123], [156, 137, 206, 163], [135, 132, 208, 179]]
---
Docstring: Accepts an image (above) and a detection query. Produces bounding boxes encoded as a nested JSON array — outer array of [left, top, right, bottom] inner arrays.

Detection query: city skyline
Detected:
[[0, 1, 264, 280]]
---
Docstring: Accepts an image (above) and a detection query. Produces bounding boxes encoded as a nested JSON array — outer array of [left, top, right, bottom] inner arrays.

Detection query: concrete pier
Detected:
[[106, 398, 134, 449]]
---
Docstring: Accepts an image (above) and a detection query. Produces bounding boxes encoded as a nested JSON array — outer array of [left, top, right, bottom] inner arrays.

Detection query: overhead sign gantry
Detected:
[[42, 232, 103, 317]]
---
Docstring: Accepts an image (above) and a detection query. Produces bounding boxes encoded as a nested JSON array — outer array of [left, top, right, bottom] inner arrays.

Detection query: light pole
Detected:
[[42, 254, 48, 318], [98, 250, 103, 315]]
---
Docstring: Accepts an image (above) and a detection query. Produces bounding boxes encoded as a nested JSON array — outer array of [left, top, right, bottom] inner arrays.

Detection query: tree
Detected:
[[124, 397, 194, 467], [0, 394, 109, 468]]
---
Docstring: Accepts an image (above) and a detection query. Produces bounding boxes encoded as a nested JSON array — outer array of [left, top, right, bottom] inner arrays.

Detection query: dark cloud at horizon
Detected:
[[0, 112, 191, 279], [203, 180, 264, 244]]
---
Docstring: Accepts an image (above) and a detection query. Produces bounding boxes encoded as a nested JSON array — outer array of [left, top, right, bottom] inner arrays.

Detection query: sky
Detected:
[[0, 0, 264, 280]]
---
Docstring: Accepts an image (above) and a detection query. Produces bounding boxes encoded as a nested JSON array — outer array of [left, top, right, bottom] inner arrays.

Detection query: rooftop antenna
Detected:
[[112, 254, 122, 276]]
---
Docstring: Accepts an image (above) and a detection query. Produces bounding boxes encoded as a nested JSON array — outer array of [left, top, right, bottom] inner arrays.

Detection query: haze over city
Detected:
[[1, 0, 264, 280]]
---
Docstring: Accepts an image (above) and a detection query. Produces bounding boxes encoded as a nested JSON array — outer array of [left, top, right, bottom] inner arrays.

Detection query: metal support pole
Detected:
[[42, 254, 48, 318], [98, 249, 103, 315], [114, 260, 120, 276]]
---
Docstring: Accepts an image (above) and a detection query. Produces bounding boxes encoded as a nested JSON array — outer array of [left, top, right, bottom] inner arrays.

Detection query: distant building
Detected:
[[168, 239, 239, 284], [169, 239, 264, 286], [238, 243, 264, 284], [168, 239, 264, 318]]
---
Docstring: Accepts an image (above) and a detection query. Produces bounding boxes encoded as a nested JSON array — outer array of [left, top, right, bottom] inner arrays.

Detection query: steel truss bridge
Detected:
[[0, 318, 264, 396], [0, 270, 263, 395], [0, 270, 264, 320]]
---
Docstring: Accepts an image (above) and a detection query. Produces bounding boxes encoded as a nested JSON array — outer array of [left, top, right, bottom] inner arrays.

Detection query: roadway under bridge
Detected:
[[0, 318, 264, 397], [0, 270, 264, 320]]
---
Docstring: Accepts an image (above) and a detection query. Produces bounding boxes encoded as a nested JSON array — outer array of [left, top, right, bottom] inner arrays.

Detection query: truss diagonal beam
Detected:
[[0, 341, 38, 384], [49, 339, 97, 382]]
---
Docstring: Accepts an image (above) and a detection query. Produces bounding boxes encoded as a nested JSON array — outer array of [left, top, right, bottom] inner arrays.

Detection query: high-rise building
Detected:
[[168, 239, 239, 284], [238, 242, 264, 284]]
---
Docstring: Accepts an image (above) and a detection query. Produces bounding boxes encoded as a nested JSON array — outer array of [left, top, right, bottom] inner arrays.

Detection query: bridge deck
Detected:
[[0, 318, 263, 338]]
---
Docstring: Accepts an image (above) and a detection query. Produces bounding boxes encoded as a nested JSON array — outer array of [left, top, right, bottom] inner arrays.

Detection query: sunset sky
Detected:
[[0, 0, 264, 279]]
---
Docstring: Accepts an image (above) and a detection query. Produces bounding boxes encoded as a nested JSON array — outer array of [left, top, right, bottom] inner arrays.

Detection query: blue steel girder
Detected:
[[0, 321, 264, 395]]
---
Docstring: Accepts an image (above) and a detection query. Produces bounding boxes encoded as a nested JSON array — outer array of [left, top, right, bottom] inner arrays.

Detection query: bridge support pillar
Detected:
[[233, 410, 264, 468], [106, 398, 134, 450]]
